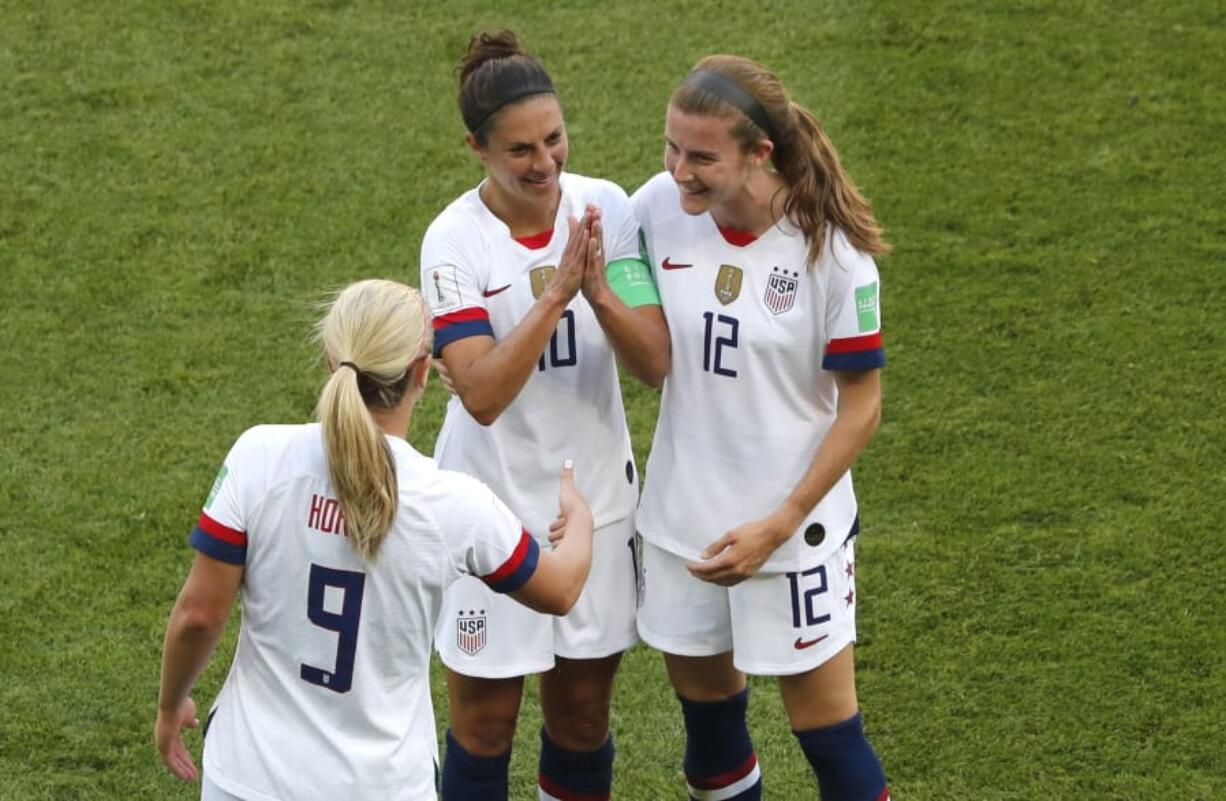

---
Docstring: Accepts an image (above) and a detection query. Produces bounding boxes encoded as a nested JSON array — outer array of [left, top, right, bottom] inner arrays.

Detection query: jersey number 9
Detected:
[[301, 564, 366, 694]]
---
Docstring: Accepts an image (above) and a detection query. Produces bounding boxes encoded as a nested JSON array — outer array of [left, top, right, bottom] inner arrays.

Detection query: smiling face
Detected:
[[664, 104, 764, 217], [469, 94, 567, 215]]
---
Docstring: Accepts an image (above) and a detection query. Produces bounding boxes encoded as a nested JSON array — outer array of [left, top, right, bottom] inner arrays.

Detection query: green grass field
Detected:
[[2, 1, 1224, 798]]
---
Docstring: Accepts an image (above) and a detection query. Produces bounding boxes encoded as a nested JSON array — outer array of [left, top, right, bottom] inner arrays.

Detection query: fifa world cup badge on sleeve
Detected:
[[715, 265, 743, 305], [764, 267, 799, 315], [457, 609, 487, 656], [426, 265, 463, 313]]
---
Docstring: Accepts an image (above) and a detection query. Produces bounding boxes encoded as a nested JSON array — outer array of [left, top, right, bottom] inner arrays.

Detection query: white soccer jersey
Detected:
[[421, 172, 640, 538], [632, 172, 886, 573], [190, 424, 535, 801]]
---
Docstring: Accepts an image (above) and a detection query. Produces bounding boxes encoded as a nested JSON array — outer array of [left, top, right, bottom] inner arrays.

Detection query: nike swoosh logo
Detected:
[[482, 284, 511, 297], [793, 634, 829, 650], [661, 257, 692, 270]]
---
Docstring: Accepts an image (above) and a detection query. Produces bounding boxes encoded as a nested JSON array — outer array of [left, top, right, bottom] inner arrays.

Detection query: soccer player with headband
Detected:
[[154, 279, 595, 800], [420, 31, 668, 801], [631, 56, 893, 801]]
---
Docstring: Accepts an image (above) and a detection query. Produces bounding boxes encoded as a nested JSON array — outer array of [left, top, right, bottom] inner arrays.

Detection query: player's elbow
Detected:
[[642, 352, 670, 388], [172, 600, 229, 638], [459, 394, 503, 427]]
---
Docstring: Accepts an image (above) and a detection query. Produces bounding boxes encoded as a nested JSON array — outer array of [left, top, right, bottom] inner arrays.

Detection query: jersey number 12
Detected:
[[702, 312, 738, 378]]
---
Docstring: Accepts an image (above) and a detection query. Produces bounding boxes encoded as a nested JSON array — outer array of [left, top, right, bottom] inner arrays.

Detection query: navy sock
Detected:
[[538, 727, 614, 800], [794, 712, 889, 801], [678, 688, 762, 800], [441, 729, 510, 801]]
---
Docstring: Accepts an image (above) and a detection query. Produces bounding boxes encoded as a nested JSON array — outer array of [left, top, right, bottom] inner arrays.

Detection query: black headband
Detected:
[[683, 69, 777, 142], [463, 83, 556, 133]]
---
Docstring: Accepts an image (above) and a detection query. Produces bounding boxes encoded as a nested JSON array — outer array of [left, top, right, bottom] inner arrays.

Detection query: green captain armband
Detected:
[[605, 257, 661, 308]]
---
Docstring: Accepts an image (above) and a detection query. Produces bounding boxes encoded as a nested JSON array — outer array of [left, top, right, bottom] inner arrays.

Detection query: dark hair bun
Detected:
[[456, 29, 556, 138], [459, 30, 522, 86]]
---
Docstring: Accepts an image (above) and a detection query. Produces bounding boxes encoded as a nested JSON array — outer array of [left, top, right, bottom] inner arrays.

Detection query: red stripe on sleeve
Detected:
[[433, 307, 490, 330], [825, 332, 883, 354], [198, 512, 247, 546], [482, 530, 532, 584]]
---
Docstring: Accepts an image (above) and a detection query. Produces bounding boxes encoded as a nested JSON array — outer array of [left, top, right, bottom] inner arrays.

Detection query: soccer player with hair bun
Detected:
[[632, 55, 893, 801], [421, 30, 668, 801], [155, 279, 594, 801]]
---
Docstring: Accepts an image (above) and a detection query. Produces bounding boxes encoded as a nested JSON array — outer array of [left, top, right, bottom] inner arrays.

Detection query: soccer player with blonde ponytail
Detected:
[[156, 279, 595, 801], [633, 56, 893, 800]]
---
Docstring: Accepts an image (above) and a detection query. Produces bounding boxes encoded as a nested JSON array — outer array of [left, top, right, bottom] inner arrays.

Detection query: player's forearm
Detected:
[[775, 380, 882, 535], [158, 602, 225, 713], [548, 511, 594, 610], [456, 289, 571, 424], [586, 291, 671, 387]]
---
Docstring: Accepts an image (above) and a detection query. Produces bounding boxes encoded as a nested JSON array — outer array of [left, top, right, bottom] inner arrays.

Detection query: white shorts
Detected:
[[636, 536, 858, 676], [436, 516, 639, 677]]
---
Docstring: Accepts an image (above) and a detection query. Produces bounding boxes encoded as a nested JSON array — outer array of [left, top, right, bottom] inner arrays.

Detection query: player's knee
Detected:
[[545, 697, 610, 751], [451, 713, 517, 756]]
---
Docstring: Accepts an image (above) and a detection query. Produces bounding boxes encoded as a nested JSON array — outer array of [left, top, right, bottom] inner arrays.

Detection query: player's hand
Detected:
[[548, 459, 592, 544], [579, 208, 610, 302], [154, 696, 200, 782], [685, 515, 793, 586], [548, 208, 594, 302], [433, 358, 457, 394]]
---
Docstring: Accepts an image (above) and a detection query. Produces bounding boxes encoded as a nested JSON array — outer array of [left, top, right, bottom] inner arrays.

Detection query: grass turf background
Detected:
[[1, 1, 1223, 798]]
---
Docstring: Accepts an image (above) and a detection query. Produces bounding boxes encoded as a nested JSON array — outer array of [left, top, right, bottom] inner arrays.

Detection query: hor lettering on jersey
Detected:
[[456, 609, 487, 656], [307, 494, 348, 537]]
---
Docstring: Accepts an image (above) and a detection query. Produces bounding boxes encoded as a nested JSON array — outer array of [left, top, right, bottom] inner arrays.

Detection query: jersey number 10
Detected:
[[301, 563, 366, 694], [538, 309, 577, 371]]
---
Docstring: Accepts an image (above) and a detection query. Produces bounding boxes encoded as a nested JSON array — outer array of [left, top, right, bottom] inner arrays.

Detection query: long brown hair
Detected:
[[316, 280, 431, 560], [672, 55, 889, 266]]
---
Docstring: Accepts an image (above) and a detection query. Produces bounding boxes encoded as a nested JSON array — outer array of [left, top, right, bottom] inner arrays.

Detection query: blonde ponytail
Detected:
[[316, 280, 431, 561]]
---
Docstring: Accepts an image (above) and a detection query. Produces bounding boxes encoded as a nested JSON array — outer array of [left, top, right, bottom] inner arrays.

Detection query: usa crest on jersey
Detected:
[[457, 610, 487, 656], [764, 267, 799, 315]]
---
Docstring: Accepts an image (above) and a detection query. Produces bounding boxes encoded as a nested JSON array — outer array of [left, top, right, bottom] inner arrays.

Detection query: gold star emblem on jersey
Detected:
[[715, 264, 743, 305], [529, 265, 557, 299]]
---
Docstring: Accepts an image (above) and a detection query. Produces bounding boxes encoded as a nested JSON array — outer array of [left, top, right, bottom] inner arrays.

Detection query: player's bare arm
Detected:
[[442, 211, 592, 425], [686, 368, 882, 586], [155, 552, 243, 781], [579, 213, 671, 387], [510, 461, 594, 614]]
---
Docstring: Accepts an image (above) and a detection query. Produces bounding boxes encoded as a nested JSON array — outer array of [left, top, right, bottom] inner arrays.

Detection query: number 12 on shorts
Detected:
[[301, 563, 366, 693], [786, 565, 831, 629]]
